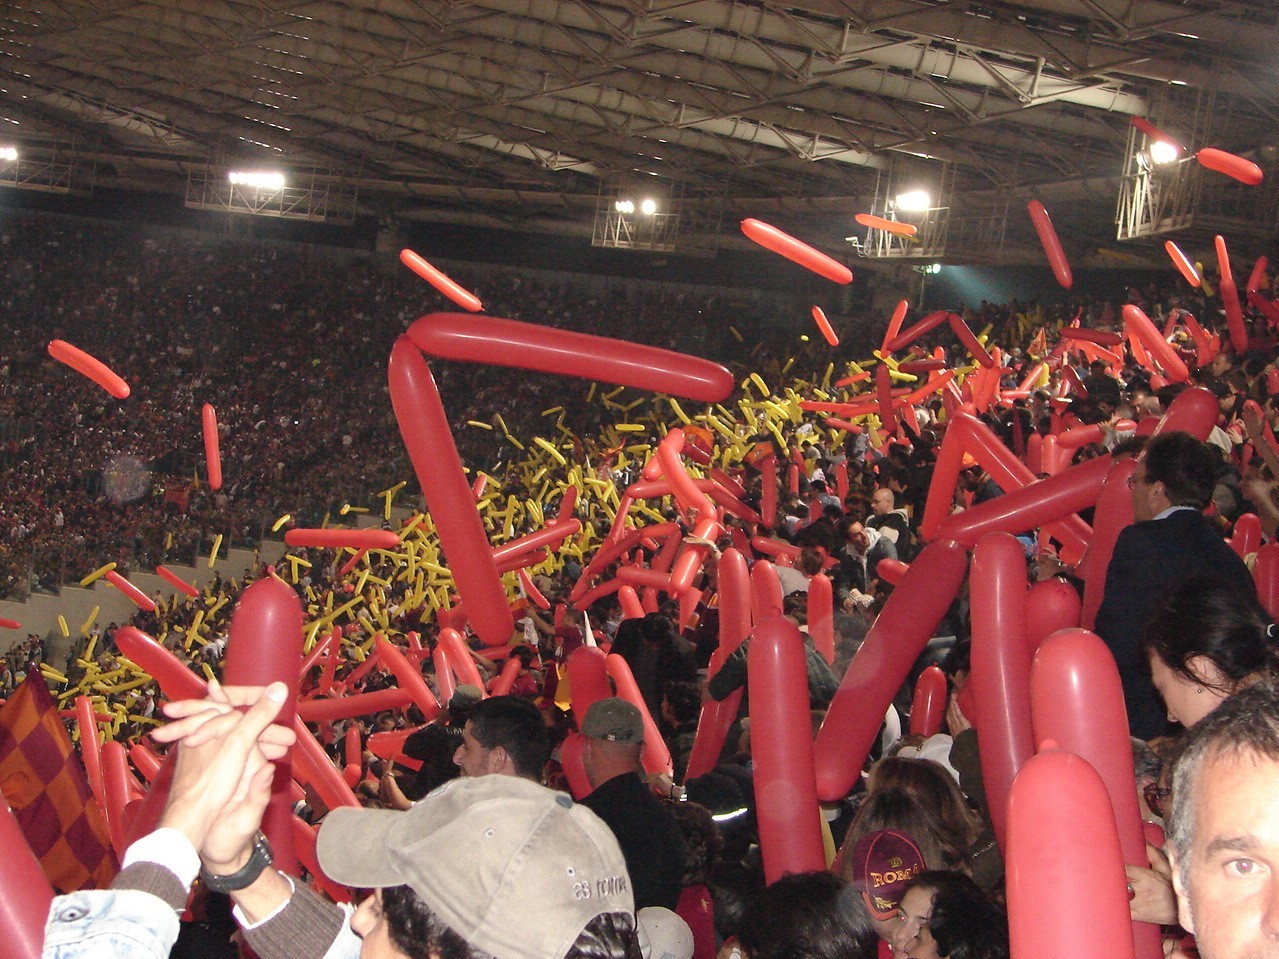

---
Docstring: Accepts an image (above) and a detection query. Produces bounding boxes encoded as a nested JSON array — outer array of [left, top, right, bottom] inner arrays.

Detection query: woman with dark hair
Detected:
[[1142, 574, 1278, 729], [735, 872, 877, 959], [890, 871, 1008, 959]]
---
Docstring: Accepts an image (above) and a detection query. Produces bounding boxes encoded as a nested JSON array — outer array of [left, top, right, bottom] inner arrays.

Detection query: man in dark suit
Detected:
[[1095, 431, 1256, 739]]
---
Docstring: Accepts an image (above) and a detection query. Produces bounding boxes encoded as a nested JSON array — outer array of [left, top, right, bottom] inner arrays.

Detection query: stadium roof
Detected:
[[3, 1, 1278, 268]]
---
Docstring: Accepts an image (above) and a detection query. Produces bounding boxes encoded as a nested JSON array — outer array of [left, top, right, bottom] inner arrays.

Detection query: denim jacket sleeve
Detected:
[[43, 888, 180, 959]]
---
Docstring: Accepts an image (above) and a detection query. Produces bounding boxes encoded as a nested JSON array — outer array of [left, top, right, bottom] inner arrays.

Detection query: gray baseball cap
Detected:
[[581, 697, 645, 744], [316, 776, 633, 959]]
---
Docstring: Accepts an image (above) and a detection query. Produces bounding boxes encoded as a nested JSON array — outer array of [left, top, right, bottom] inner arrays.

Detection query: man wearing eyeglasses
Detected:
[[1094, 431, 1254, 739]]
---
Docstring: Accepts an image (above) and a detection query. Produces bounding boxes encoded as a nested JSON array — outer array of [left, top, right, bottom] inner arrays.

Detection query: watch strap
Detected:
[[201, 831, 274, 893]]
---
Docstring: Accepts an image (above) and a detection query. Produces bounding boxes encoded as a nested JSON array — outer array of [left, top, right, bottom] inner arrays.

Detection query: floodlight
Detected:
[[615, 199, 635, 214], [640, 198, 657, 215], [1149, 140, 1180, 165], [895, 190, 932, 212], [228, 169, 286, 191], [0, 147, 16, 162]]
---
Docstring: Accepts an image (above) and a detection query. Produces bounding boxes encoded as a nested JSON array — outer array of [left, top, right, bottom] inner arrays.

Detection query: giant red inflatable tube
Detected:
[[1006, 748, 1134, 959], [881, 299, 910, 354], [749, 615, 827, 883], [438, 627, 487, 691], [567, 645, 614, 730], [1196, 147, 1264, 185], [1024, 578, 1082, 654], [606, 654, 673, 775], [969, 533, 1034, 850], [105, 570, 157, 612], [759, 455, 779, 529], [1216, 235, 1249, 354], [948, 313, 995, 367], [75, 695, 106, 813], [884, 310, 949, 353], [490, 520, 581, 566], [933, 454, 1109, 548], [400, 248, 484, 312], [225, 576, 304, 874], [155, 564, 200, 598], [684, 549, 751, 781], [740, 218, 853, 284], [0, 795, 55, 959], [1031, 629, 1162, 959], [389, 336, 512, 646], [376, 636, 441, 721], [406, 313, 735, 403], [48, 339, 130, 399], [813, 540, 968, 800], [1164, 240, 1201, 287], [1122, 305, 1189, 382], [1027, 200, 1073, 289], [1231, 512, 1262, 559], [115, 626, 205, 699], [1253, 542, 1279, 622], [855, 213, 918, 237], [807, 573, 835, 665], [874, 363, 898, 435], [285, 528, 400, 550], [298, 687, 413, 722], [201, 402, 223, 491], [909, 665, 947, 737]]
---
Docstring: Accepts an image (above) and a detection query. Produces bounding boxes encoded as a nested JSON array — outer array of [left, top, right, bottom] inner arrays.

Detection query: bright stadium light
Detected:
[[640, 198, 657, 215], [228, 169, 286, 190], [894, 189, 932, 212], [614, 199, 635, 214], [1150, 140, 1180, 164], [0, 147, 17, 162]]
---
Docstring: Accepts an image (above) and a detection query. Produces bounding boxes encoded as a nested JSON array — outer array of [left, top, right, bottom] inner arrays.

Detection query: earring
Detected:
[[1196, 687, 1205, 694]]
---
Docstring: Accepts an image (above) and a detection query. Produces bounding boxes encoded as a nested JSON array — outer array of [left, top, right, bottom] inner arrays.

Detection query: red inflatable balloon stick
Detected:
[[807, 573, 835, 665], [1007, 748, 1135, 959], [1031, 629, 1161, 959], [406, 313, 735, 403], [1079, 458, 1136, 631], [1196, 147, 1264, 186], [1254, 542, 1279, 623], [400, 248, 484, 312], [1122, 305, 1190, 383], [606, 655, 673, 776], [389, 336, 513, 646], [285, 528, 401, 550], [685, 549, 751, 781], [1027, 200, 1073, 288], [909, 665, 948, 737], [751, 559, 784, 623], [855, 213, 918, 237], [437, 627, 486, 691], [1216, 235, 1250, 355], [969, 533, 1033, 850], [0, 795, 54, 959], [1024, 578, 1081, 655], [759, 453, 779, 529], [567, 645, 613, 731], [811, 306, 840, 346], [814, 540, 969, 801], [880, 299, 909, 355], [225, 576, 303, 874], [1231, 512, 1262, 559], [376, 635, 441, 722], [1164, 240, 1201, 287], [104, 570, 157, 612], [1148, 384, 1218, 440], [200, 402, 223, 491], [155, 564, 200, 598], [740, 218, 853, 284], [47, 339, 131, 399], [559, 732, 593, 800], [749, 615, 826, 883]]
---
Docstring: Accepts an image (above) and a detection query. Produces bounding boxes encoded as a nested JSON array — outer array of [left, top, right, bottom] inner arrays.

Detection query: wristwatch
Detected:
[[200, 831, 274, 893]]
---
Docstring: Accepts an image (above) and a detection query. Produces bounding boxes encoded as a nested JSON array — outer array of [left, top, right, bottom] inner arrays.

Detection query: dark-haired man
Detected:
[[454, 694, 550, 781], [1094, 431, 1254, 738]]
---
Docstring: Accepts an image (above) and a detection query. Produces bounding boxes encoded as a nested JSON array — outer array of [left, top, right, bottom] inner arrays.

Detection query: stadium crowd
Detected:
[[13, 207, 1279, 959]]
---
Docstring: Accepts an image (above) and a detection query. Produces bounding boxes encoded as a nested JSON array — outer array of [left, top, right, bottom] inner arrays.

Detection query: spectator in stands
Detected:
[[453, 694, 551, 782]]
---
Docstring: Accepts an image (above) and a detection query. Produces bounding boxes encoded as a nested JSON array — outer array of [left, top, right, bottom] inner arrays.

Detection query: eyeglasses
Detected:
[[1143, 782, 1172, 818]]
